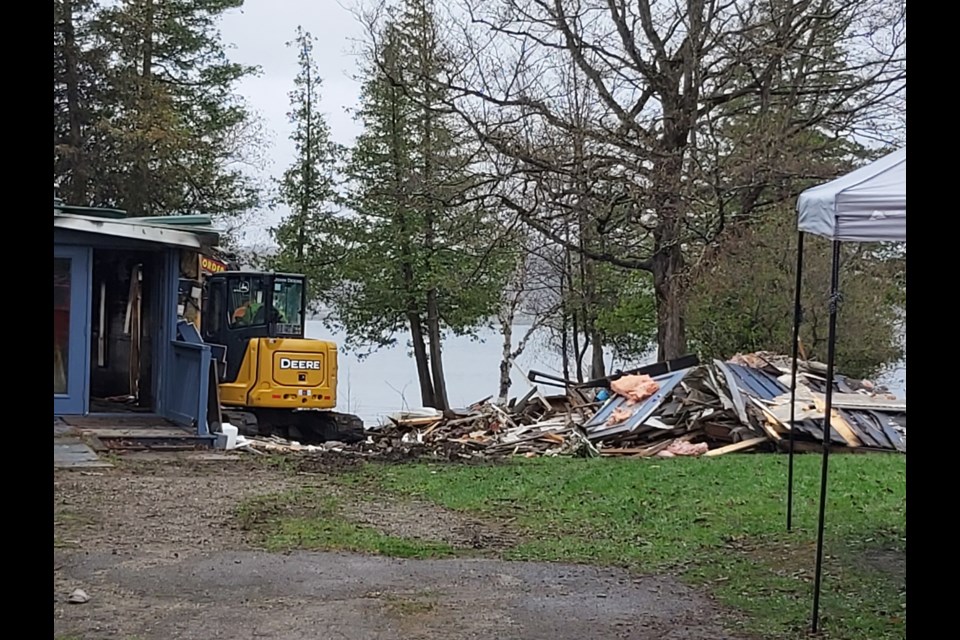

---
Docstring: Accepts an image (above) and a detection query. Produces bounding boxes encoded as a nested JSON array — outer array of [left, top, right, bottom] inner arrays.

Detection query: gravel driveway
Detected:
[[53, 456, 746, 640]]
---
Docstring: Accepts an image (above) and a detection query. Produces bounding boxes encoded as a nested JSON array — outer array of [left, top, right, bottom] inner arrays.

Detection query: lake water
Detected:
[[306, 321, 906, 425]]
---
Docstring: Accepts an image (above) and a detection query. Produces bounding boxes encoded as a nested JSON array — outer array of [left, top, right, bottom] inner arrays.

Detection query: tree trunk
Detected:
[[426, 288, 450, 412], [590, 327, 606, 379], [652, 135, 689, 361], [652, 242, 687, 361], [497, 310, 514, 404], [560, 311, 570, 383], [133, 0, 155, 216], [60, 0, 88, 204], [407, 310, 435, 407], [580, 250, 605, 379]]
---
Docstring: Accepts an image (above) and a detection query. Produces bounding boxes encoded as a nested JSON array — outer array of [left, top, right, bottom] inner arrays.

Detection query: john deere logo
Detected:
[[279, 358, 321, 370]]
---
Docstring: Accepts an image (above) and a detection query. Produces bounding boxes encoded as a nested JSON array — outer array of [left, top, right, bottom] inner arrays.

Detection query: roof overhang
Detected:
[[54, 213, 219, 249]]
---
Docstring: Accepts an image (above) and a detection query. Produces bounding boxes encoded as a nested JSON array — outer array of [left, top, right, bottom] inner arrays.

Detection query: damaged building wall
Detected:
[[89, 250, 158, 407]]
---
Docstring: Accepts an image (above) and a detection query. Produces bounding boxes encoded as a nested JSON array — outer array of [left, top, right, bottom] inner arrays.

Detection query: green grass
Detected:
[[235, 488, 457, 559], [352, 454, 905, 640]]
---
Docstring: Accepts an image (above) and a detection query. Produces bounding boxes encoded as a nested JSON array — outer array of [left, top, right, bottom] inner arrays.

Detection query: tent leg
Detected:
[[812, 240, 842, 634], [787, 231, 805, 531]]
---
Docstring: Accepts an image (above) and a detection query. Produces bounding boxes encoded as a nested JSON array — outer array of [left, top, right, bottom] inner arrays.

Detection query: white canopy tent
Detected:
[[786, 147, 906, 633], [797, 147, 906, 242]]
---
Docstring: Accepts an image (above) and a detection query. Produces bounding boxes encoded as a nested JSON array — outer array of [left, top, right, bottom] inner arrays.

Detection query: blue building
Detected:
[[54, 201, 223, 438]]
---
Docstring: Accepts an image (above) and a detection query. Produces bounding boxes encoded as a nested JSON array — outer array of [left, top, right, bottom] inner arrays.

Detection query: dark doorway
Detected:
[[89, 249, 160, 413]]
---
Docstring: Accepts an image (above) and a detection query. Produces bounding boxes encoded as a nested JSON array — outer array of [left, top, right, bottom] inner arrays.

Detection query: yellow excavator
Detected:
[[200, 270, 364, 443]]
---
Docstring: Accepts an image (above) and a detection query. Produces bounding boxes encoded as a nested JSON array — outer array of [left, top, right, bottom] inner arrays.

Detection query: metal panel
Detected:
[[839, 410, 883, 448], [713, 360, 750, 424], [724, 363, 787, 400], [165, 341, 211, 435], [54, 245, 91, 416], [583, 368, 692, 440]]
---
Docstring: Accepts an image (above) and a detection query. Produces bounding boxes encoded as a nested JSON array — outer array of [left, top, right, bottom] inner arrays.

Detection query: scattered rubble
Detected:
[[237, 353, 905, 461]]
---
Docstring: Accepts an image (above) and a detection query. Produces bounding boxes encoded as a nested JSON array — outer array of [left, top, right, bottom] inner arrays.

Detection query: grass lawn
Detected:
[[241, 453, 906, 640]]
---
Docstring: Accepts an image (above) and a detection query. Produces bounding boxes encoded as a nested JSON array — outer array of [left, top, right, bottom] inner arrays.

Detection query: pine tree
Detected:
[[321, 0, 512, 411], [271, 26, 343, 281], [54, 0, 109, 205], [53, 0, 262, 220]]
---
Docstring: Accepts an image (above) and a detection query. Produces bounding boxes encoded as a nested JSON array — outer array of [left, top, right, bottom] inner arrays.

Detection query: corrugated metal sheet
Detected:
[[583, 368, 692, 440], [724, 363, 787, 400]]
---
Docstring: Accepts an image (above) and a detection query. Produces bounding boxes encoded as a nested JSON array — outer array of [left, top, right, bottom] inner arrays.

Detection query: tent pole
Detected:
[[787, 231, 805, 531], [812, 240, 842, 634]]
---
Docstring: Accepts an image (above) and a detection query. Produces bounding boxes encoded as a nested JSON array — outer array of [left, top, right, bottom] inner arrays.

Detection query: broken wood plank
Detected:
[[745, 397, 784, 441], [389, 416, 443, 429], [511, 359, 553, 412], [703, 437, 769, 457], [510, 388, 538, 416], [637, 439, 675, 457], [810, 396, 862, 447]]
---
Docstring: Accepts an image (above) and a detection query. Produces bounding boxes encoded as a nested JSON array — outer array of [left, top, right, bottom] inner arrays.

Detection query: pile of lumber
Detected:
[[363, 391, 598, 458]]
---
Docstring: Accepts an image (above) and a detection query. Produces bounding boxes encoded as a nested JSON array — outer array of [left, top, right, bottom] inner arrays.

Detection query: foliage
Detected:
[[439, 0, 906, 359], [53, 0, 264, 223], [269, 26, 344, 289], [591, 267, 658, 363], [320, 0, 515, 408], [686, 211, 905, 379]]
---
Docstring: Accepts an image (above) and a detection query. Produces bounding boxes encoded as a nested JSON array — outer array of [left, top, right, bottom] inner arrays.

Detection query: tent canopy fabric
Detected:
[[796, 148, 905, 242]]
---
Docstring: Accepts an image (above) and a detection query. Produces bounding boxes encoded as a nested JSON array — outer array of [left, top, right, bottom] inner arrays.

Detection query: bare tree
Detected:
[[496, 231, 565, 403], [434, 0, 905, 360]]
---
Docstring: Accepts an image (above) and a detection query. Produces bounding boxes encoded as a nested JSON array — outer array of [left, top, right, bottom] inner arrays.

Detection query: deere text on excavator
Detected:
[[200, 270, 364, 444]]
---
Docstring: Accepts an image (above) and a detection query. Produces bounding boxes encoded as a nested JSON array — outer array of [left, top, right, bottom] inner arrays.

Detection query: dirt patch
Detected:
[[339, 496, 519, 551], [54, 455, 292, 557], [860, 548, 906, 581], [290, 447, 513, 473]]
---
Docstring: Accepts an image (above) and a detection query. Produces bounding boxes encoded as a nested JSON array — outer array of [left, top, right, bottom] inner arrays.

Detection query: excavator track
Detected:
[[223, 408, 365, 445]]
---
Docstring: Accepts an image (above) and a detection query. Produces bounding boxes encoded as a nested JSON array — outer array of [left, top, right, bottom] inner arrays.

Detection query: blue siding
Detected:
[[724, 363, 787, 399], [53, 242, 212, 435], [54, 245, 92, 415]]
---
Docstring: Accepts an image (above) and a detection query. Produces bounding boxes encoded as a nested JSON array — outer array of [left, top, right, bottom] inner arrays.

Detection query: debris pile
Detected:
[[240, 352, 906, 460]]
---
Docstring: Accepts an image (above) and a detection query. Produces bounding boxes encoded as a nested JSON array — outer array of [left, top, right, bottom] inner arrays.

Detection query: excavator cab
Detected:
[[201, 272, 307, 382]]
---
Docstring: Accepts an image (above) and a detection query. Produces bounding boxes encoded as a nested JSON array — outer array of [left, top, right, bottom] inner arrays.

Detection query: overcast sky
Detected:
[[220, 0, 366, 245]]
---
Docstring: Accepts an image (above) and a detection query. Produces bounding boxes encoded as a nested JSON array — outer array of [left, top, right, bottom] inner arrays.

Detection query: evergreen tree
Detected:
[[53, 0, 262, 220], [320, 0, 512, 411], [270, 26, 343, 280]]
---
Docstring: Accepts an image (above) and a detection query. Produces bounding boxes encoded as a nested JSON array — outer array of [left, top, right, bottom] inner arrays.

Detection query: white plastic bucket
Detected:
[[218, 423, 239, 450]]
